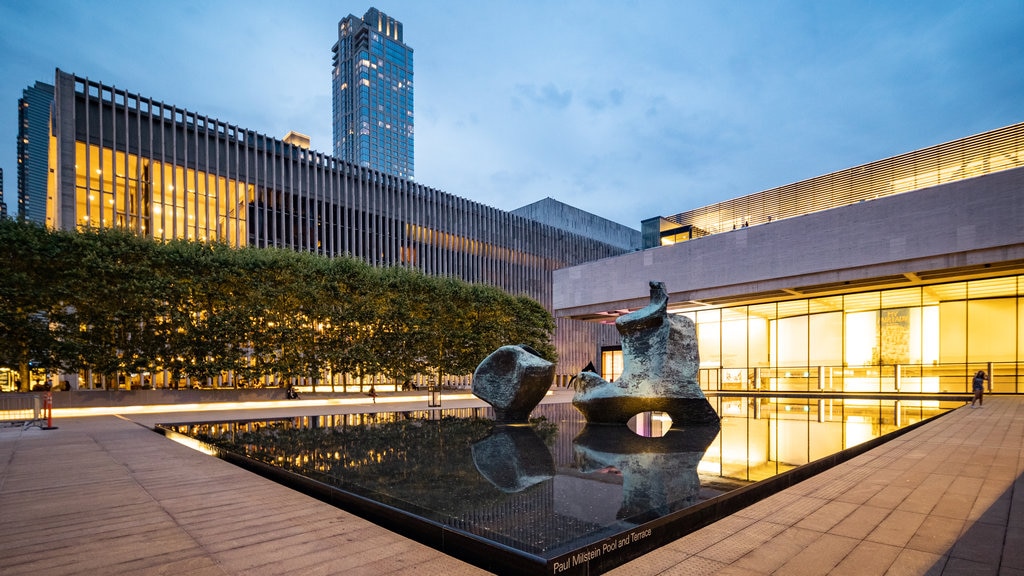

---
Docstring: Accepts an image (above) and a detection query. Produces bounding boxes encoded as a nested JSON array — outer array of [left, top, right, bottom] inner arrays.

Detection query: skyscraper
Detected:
[[0, 167, 6, 219], [17, 81, 54, 225], [332, 8, 414, 179]]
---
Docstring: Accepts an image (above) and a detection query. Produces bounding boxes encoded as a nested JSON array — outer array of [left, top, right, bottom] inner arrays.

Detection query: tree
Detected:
[[368, 266, 434, 389], [0, 220, 71, 390], [152, 240, 254, 387], [316, 256, 375, 390], [60, 228, 167, 387], [0, 221, 560, 391], [509, 295, 557, 362]]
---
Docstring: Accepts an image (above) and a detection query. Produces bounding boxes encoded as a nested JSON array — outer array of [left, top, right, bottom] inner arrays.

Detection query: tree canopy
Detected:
[[0, 219, 556, 391]]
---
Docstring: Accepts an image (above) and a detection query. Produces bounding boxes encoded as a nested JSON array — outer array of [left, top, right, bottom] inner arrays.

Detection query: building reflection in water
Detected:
[[703, 396, 953, 482], [161, 397, 955, 560]]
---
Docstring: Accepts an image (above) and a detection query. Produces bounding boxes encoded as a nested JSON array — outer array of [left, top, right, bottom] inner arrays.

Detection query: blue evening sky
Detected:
[[1, 1, 1022, 229]]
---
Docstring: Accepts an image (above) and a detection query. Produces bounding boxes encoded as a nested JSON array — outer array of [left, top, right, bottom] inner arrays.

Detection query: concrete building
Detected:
[[332, 7, 414, 179], [22, 68, 638, 387], [555, 122, 1024, 393], [511, 197, 641, 252]]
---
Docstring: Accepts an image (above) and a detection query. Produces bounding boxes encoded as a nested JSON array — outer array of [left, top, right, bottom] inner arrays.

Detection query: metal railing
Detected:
[[700, 362, 1019, 394], [0, 394, 42, 429]]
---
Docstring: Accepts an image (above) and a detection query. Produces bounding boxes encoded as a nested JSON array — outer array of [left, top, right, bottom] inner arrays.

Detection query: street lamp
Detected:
[[428, 383, 441, 407]]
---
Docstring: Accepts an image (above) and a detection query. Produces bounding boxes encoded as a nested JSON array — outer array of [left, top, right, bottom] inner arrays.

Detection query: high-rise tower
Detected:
[[18, 81, 54, 224], [0, 167, 6, 219], [332, 8, 414, 179]]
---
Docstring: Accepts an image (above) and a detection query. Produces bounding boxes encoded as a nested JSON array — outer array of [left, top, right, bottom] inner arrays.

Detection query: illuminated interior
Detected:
[[405, 223, 543, 268], [601, 275, 1024, 393], [653, 122, 1024, 240], [71, 141, 250, 246]]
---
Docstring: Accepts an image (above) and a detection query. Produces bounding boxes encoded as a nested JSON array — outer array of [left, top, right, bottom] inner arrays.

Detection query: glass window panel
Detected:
[[1019, 297, 1024, 363], [102, 147, 115, 227], [149, 162, 160, 237], [747, 303, 773, 368], [175, 165, 186, 239], [880, 307, 912, 364], [809, 312, 843, 367], [74, 142, 88, 226], [158, 162, 170, 239], [939, 301, 966, 364], [601, 349, 622, 382], [721, 307, 748, 370], [196, 171, 207, 238], [74, 141, 88, 188], [922, 306, 939, 366], [845, 310, 879, 366], [967, 298, 1015, 362], [696, 309, 721, 368], [775, 315, 808, 368], [89, 144, 101, 223]]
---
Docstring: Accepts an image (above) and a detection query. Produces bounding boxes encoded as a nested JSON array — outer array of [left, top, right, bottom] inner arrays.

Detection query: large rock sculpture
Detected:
[[473, 344, 554, 423], [572, 281, 720, 426]]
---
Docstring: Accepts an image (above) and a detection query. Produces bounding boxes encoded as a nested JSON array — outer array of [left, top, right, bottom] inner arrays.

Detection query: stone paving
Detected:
[[1, 392, 1021, 575], [608, 396, 1024, 576]]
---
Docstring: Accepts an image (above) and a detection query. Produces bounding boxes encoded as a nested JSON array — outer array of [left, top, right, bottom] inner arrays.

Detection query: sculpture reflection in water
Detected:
[[471, 424, 555, 493], [572, 423, 720, 522], [469, 416, 719, 535]]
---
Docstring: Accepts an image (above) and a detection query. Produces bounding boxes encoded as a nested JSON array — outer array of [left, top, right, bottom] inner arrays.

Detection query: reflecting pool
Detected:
[[158, 396, 959, 575]]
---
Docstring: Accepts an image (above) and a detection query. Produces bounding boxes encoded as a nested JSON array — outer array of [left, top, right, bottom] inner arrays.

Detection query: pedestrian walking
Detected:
[[970, 370, 988, 408]]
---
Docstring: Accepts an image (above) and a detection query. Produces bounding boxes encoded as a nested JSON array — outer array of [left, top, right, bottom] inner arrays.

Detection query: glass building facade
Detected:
[[17, 81, 54, 225], [645, 122, 1024, 247], [29, 69, 631, 387], [566, 122, 1024, 396], [598, 275, 1023, 394], [332, 8, 414, 180]]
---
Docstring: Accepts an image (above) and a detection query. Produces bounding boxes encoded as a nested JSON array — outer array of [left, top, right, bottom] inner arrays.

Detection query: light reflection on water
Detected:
[[162, 396, 956, 561], [705, 396, 953, 482]]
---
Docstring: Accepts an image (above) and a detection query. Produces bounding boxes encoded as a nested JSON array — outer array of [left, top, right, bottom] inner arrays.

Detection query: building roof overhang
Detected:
[[554, 166, 1024, 323]]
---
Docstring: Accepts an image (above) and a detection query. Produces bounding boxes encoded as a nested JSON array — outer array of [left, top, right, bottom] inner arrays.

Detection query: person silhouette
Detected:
[[970, 370, 988, 408]]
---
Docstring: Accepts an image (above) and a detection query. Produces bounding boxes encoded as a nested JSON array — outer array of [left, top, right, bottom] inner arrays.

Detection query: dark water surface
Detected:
[[159, 397, 957, 574]]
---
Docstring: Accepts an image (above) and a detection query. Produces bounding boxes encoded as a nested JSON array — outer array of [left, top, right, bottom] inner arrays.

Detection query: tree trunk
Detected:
[[18, 360, 30, 392]]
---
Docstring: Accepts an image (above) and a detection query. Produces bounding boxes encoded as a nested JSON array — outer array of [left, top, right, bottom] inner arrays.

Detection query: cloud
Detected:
[[514, 83, 573, 110], [3, 0, 1024, 231], [585, 89, 624, 112]]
